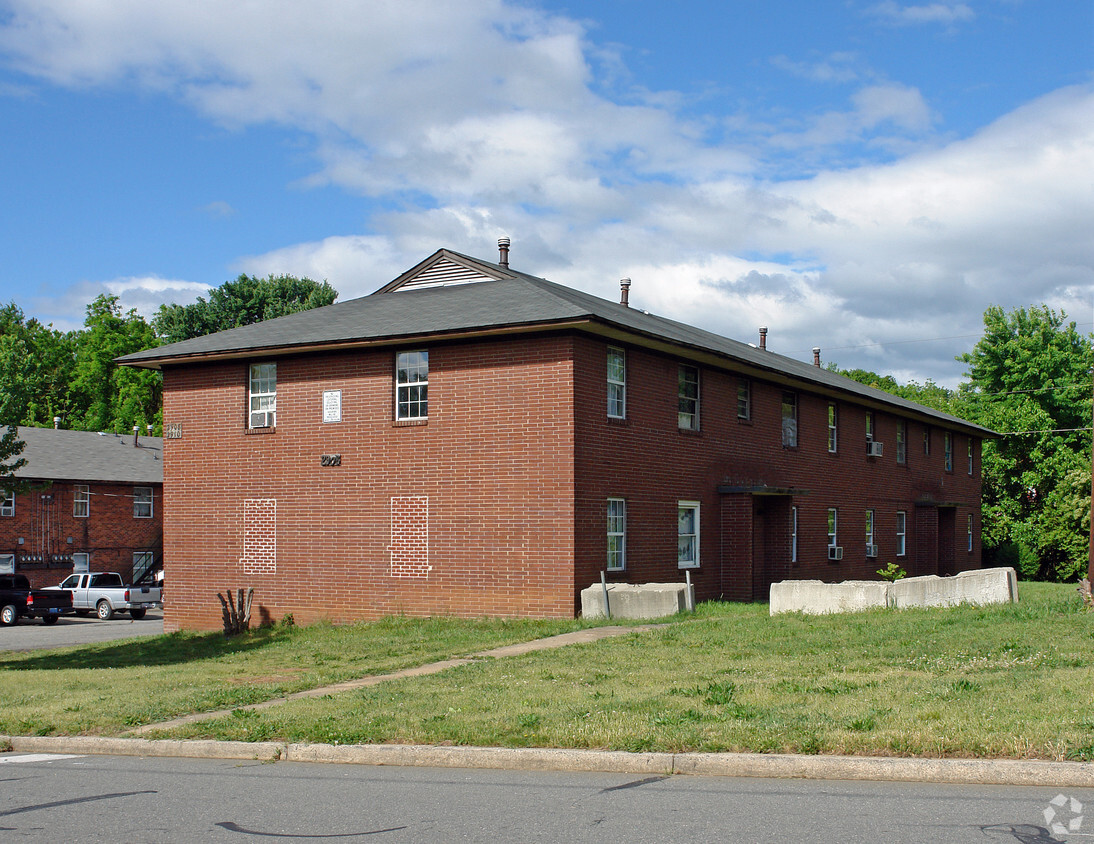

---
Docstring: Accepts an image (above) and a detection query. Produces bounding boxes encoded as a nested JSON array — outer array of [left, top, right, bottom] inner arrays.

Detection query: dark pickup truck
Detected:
[[0, 574, 75, 626]]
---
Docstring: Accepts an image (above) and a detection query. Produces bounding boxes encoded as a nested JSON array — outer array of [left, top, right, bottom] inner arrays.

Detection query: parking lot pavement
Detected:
[[0, 611, 165, 652]]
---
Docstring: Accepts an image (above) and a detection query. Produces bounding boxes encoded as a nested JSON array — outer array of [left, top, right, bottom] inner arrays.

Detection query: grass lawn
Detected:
[[3, 582, 1092, 760]]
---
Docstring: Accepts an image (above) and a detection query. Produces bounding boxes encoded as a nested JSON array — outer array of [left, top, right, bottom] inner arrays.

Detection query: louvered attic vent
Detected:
[[393, 258, 496, 291]]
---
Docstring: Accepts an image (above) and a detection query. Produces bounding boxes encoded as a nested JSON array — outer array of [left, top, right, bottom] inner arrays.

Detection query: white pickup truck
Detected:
[[50, 572, 162, 620]]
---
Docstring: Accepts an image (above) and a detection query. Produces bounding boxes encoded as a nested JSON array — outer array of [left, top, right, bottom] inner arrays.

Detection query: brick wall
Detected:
[[161, 335, 576, 631], [0, 480, 163, 589], [573, 336, 983, 606]]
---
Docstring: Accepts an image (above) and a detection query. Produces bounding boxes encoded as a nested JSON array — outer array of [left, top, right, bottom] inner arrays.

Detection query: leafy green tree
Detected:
[[959, 305, 1093, 581], [153, 274, 337, 343], [69, 295, 162, 433], [0, 303, 77, 427]]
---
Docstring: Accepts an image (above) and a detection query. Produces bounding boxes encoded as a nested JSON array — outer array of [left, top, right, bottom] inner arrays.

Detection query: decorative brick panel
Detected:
[[241, 499, 277, 574], [390, 496, 430, 577]]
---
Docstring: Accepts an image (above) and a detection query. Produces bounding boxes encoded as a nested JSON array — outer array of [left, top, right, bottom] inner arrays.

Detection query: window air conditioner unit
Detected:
[[867, 441, 884, 458], [828, 545, 843, 561], [866, 543, 878, 558], [250, 411, 275, 429]]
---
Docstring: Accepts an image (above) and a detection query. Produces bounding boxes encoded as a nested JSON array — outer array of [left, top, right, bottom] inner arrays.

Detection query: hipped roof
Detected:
[[10, 427, 163, 485], [118, 249, 994, 437]]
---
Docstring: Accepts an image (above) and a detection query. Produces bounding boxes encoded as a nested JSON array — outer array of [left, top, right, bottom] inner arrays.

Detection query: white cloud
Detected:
[[1, 1, 1090, 387]]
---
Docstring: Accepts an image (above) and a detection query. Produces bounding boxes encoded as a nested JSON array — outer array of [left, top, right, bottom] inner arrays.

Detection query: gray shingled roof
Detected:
[[11, 427, 163, 484], [117, 249, 993, 436]]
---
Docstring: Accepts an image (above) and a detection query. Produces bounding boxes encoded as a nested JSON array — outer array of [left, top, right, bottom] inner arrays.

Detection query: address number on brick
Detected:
[[320, 454, 342, 467]]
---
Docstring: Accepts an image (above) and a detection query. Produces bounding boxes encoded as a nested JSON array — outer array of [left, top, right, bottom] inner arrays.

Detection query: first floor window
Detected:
[[249, 362, 277, 428], [0, 553, 13, 575], [827, 403, 838, 452], [781, 392, 798, 447], [968, 514, 974, 552], [678, 501, 700, 569], [827, 508, 838, 549], [606, 498, 626, 571], [865, 509, 876, 557], [133, 551, 155, 583], [607, 347, 626, 418], [678, 364, 699, 430], [74, 484, 89, 518], [0, 490, 13, 517], [133, 486, 153, 519], [73, 552, 90, 573], [396, 350, 429, 420], [896, 511, 907, 557], [791, 506, 799, 563]]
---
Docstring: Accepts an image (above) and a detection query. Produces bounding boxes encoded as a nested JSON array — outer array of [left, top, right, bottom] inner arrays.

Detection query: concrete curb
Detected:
[[5, 735, 1094, 787]]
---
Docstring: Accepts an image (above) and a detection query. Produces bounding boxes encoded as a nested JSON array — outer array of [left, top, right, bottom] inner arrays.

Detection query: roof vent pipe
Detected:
[[619, 278, 631, 308], [759, 326, 768, 350], [813, 347, 821, 367], [133, 425, 139, 447], [498, 237, 510, 268], [53, 416, 61, 430], [147, 424, 154, 437]]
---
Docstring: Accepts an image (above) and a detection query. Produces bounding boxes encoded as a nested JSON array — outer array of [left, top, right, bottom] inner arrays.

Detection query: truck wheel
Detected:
[[1, 604, 18, 626], [42, 615, 59, 625], [129, 608, 146, 620], [96, 600, 114, 621]]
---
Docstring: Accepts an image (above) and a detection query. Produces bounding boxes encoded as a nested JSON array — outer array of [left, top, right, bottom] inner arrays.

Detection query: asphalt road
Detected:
[[1, 753, 1090, 843], [0, 610, 165, 651]]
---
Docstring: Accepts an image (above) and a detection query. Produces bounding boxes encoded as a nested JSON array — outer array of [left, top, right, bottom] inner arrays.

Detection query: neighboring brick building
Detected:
[[0, 426, 164, 588], [120, 245, 992, 632]]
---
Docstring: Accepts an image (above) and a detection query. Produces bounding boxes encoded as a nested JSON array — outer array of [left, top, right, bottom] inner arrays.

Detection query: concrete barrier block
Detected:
[[890, 567, 1017, 609], [581, 582, 693, 619], [769, 579, 889, 615]]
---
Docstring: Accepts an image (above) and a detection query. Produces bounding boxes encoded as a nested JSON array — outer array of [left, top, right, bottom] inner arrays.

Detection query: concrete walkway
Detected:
[[128, 624, 655, 736]]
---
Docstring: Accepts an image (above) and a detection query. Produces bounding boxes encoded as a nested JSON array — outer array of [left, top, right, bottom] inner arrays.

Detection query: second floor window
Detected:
[[678, 365, 699, 430], [0, 490, 12, 517], [74, 484, 89, 518], [133, 486, 153, 519], [944, 432, 953, 471], [607, 347, 626, 418], [396, 350, 429, 420], [968, 439, 974, 475], [249, 363, 277, 428], [896, 420, 907, 464], [827, 403, 838, 452], [781, 392, 797, 447], [737, 380, 751, 420]]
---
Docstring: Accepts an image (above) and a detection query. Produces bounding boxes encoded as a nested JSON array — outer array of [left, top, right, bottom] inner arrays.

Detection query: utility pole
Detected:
[[1088, 363, 1094, 584]]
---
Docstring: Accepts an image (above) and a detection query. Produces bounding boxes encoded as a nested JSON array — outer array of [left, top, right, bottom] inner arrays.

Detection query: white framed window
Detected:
[[781, 392, 797, 447], [827, 508, 838, 549], [967, 439, 974, 475], [678, 501, 700, 569], [865, 411, 875, 451], [74, 484, 89, 519], [607, 347, 626, 418], [72, 552, 90, 573], [133, 486, 153, 519], [896, 511, 907, 557], [737, 380, 751, 420], [133, 551, 155, 583], [249, 362, 277, 428], [0, 489, 13, 517], [678, 364, 699, 430], [923, 426, 931, 455], [791, 506, 799, 563], [395, 350, 429, 420], [944, 432, 953, 472], [865, 509, 876, 557], [0, 553, 13, 575], [967, 514, 973, 552], [827, 403, 838, 453], [606, 498, 626, 571], [896, 420, 907, 465]]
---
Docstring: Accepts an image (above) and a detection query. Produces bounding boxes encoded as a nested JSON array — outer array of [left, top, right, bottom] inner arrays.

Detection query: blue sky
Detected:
[[0, 0, 1091, 386]]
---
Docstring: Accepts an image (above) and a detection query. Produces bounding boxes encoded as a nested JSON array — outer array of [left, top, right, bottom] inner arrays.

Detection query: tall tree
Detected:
[[70, 295, 162, 433], [153, 274, 337, 343], [0, 303, 76, 427], [959, 305, 1093, 581]]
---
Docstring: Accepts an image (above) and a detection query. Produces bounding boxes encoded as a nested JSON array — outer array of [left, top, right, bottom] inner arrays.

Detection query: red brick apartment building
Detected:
[[119, 245, 992, 632], [0, 426, 163, 588]]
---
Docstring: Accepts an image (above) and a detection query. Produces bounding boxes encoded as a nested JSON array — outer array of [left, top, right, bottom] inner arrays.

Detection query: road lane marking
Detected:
[[0, 754, 84, 764]]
